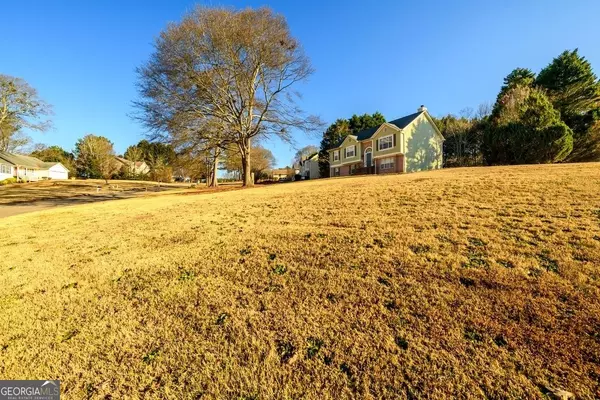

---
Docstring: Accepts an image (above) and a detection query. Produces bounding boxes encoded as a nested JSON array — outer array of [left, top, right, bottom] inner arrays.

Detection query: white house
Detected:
[[300, 152, 320, 179], [0, 151, 70, 181]]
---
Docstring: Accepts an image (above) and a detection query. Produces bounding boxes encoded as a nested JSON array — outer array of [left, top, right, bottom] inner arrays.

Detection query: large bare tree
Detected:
[[134, 6, 320, 186], [0, 75, 52, 152]]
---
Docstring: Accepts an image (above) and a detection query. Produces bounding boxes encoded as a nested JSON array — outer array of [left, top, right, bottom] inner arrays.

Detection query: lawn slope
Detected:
[[1, 164, 599, 399]]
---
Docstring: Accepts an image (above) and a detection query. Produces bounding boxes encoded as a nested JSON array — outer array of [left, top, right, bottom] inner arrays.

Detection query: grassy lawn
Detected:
[[1, 164, 599, 398]]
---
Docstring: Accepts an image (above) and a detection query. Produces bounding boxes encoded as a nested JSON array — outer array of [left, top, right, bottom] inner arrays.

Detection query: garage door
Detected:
[[49, 170, 68, 180]]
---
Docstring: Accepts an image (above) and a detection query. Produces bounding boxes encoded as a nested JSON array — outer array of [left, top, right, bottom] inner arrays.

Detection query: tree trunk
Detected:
[[240, 138, 253, 187], [209, 155, 219, 187]]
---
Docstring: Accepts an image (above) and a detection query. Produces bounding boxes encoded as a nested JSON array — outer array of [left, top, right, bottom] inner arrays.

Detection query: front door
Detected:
[[365, 150, 372, 168]]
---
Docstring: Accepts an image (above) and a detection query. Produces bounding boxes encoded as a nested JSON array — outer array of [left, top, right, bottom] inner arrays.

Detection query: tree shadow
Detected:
[[405, 118, 442, 172]]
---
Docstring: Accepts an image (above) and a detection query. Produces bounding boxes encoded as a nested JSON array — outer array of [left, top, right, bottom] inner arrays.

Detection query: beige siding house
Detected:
[[114, 157, 150, 175], [327, 106, 444, 177]]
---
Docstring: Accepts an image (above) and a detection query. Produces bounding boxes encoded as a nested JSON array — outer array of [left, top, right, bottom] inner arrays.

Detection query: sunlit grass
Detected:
[[1, 163, 599, 398]]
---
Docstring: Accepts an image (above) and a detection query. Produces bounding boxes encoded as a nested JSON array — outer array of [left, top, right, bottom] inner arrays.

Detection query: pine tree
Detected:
[[483, 86, 573, 164], [536, 49, 600, 161]]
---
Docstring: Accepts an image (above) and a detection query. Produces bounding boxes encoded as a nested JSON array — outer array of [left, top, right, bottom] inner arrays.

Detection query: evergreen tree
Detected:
[[498, 68, 536, 99], [535, 49, 600, 161], [483, 86, 573, 164]]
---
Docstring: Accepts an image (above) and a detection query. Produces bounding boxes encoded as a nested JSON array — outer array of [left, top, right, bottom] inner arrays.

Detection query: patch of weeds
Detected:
[[572, 252, 589, 262], [529, 268, 543, 278], [462, 250, 489, 269], [593, 209, 600, 220], [216, 313, 229, 326], [306, 337, 324, 359], [61, 282, 78, 290], [377, 277, 391, 287], [179, 270, 196, 282], [326, 293, 337, 303], [239, 247, 251, 256], [60, 329, 79, 342], [276, 340, 296, 363], [410, 244, 431, 254], [459, 277, 476, 288], [85, 383, 96, 398], [593, 235, 600, 241], [272, 264, 287, 275], [497, 259, 515, 269], [304, 233, 312, 239], [494, 335, 508, 347], [142, 348, 160, 364], [468, 237, 487, 247], [316, 233, 327, 238], [537, 251, 559, 273], [268, 253, 277, 261], [435, 234, 456, 245], [464, 327, 483, 342], [265, 283, 283, 293]]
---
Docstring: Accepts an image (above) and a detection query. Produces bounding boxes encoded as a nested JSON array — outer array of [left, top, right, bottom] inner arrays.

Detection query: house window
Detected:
[[333, 151, 339, 162], [378, 135, 393, 151], [380, 157, 395, 170], [0, 164, 11, 174], [345, 145, 355, 158], [333, 167, 340, 177]]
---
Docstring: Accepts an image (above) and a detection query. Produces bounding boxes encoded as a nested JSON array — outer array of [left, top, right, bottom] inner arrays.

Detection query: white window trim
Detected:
[[345, 145, 356, 158], [380, 157, 395, 170], [333, 150, 340, 161], [378, 134, 393, 151]]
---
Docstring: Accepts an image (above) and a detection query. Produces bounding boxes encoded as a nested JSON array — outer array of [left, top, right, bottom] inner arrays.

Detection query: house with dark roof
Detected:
[[299, 152, 320, 179], [0, 151, 70, 181], [114, 156, 150, 176], [327, 106, 444, 177]]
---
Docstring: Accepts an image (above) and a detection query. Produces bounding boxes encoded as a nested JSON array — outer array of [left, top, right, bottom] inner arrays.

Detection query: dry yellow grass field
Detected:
[[1, 164, 599, 399]]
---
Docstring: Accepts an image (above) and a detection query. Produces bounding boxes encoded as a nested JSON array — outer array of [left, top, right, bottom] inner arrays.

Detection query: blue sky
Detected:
[[2, 0, 599, 167]]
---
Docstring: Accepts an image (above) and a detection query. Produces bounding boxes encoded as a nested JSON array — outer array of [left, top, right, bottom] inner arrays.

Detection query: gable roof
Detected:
[[329, 111, 424, 150], [0, 151, 64, 169]]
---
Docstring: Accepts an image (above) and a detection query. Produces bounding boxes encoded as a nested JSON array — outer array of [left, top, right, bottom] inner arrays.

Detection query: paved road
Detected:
[[0, 194, 140, 219]]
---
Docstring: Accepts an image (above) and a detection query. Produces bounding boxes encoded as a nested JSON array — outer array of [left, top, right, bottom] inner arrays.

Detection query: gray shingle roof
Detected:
[[330, 111, 424, 149], [0, 151, 62, 169]]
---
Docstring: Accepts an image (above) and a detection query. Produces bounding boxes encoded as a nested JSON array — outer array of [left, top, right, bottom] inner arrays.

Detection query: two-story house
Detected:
[[327, 106, 444, 177], [299, 152, 320, 180]]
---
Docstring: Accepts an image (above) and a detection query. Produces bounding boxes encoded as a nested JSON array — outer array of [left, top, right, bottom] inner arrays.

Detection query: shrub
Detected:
[[0, 178, 17, 186]]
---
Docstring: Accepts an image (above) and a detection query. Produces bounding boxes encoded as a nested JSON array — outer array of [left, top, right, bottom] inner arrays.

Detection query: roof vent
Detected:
[[418, 105, 427, 112]]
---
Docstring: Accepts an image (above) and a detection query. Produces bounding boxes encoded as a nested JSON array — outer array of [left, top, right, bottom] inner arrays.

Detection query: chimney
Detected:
[[418, 105, 427, 112]]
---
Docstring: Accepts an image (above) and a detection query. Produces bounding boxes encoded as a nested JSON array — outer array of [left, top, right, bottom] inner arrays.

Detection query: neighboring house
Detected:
[[327, 106, 444, 177], [271, 167, 294, 181], [0, 151, 70, 181], [300, 152, 320, 179], [114, 157, 150, 175]]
